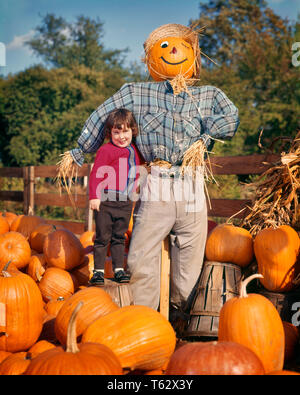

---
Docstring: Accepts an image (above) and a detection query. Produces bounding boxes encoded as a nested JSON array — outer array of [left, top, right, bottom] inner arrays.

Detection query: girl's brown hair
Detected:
[[104, 108, 139, 139]]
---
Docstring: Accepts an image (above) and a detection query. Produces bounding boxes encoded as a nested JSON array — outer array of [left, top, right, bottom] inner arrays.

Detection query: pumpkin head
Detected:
[[143, 23, 201, 82], [218, 274, 285, 373], [147, 36, 196, 81]]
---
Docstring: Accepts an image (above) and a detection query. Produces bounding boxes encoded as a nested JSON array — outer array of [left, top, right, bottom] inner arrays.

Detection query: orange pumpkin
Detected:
[[0, 216, 9, 235], [10, 215, 46, 239], [165, 341, 265, 375], [71, 254, 94, 286], [218, 274, 285, 373], [44, 296, 66, 317], [26, 254, 47, 282], [27, 340, 56, 359], [0, 212, 18, 228], [147, 36, 196, 81], [24, 302, 123, 375], [38, 267, 77, 303], [0, 231, 31, 270], [205, 223, 254, 267], [254, 225, 300, 292], [0, 262, 45, 352], [29, 224, 63, 253], [54, 286, 119, 345], [79, 230, 95, 249], [0, 351, 31, 375], [82, 305, 176, 371], [43, 228, 85, 271]]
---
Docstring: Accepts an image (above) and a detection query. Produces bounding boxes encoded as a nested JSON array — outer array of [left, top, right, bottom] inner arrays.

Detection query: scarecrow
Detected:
[[58, 23, 240, 320]]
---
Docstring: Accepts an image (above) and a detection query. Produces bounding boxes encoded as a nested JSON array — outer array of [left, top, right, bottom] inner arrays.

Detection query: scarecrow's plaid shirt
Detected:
[[70, 80, 239, 166]]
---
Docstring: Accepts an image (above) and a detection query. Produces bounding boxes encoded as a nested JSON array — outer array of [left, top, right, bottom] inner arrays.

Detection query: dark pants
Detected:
[[93, 200, 133, 271]]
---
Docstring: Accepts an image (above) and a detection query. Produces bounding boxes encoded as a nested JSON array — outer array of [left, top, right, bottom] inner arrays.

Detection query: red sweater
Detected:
[[89, 142, 142, 200]]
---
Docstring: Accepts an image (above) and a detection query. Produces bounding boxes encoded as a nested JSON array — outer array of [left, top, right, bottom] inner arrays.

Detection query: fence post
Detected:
[[28, 166, 35, 215], [84, 164, 93, 232], [23, 167, 29, 214]]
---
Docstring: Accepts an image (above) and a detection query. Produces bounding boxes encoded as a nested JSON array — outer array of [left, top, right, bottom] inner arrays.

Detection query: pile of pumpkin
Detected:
[[0, 211, 299, 375]]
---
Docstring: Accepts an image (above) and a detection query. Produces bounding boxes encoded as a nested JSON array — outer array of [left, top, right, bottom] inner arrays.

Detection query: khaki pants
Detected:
[[127, 171, 207, 311]]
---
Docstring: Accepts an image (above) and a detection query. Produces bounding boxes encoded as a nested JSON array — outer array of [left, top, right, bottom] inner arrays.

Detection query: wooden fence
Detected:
[[0, 153, 280, 235]]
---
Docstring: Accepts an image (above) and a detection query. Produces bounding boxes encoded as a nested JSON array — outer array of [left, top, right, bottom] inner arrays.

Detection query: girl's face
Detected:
[[111, 123, 133, 148]]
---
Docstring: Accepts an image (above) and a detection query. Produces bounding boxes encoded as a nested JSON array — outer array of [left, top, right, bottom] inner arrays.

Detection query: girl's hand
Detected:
[[89, 199, 101, 211]]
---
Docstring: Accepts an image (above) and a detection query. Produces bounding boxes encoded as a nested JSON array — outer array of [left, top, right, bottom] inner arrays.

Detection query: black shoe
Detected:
[[113, 270, 130, 283], [89, 270, 104, 285]]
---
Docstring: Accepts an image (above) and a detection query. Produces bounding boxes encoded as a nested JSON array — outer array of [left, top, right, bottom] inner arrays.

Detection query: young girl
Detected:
[[89, 109, 141, 285]]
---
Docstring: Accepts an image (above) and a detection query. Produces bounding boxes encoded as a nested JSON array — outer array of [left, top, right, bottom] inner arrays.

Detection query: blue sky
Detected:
[[0, 0, 299, 76]]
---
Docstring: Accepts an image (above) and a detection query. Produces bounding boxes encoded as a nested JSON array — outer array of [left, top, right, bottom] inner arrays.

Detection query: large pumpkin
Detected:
[[24, 302, 123, 375], [147, 36, 196, 82], [165, 341, 265, 375], [254, 225, 300, 292], [218, 274, 285, 373], [43, 228, 85, 271], [205, 223, 254, 268], [82, 305, 176, 371], [29, 224, 63, 253], [54, 286, 119, 345], [0, 262, 45, 352], [0, 231, 31, 270]]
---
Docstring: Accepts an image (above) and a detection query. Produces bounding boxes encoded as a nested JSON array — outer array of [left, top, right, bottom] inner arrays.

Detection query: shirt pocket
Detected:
[[141, 112, 165, 146]]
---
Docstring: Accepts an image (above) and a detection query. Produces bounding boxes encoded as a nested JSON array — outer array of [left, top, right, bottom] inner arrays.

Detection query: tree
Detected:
[[0, 65, 127, 166], [26, 13, 128, 73], [191, 0, 299, 155]]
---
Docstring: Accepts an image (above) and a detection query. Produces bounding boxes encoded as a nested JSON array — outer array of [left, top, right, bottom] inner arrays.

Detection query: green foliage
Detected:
[[192, 0, 300, 156], [0, 65, 126, 166]]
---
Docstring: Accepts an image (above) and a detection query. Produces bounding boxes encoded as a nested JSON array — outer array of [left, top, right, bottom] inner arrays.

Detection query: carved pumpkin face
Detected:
[[147, 36, 196, 81]]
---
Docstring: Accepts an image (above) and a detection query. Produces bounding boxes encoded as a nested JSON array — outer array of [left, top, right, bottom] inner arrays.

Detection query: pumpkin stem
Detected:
[[2, 261, 12, 278], [239, 273, 263, 298], [66, 301, 83, 354]]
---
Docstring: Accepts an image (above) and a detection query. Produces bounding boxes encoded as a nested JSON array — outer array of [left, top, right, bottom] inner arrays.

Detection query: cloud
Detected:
[[6, 30, 35, 51]]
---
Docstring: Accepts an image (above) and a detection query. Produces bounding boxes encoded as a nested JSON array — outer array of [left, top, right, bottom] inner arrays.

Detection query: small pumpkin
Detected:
[[27, 340, 56, 359], [38, 267, 77, 303], [218, 274, 285, 373], [79, 231, 95, 249], [0, 216, 9, 235], [0, 212, 18, 228], [147, 36, 196, 81], [82, 305, 176, 371], [43, 228, 85, 271], [44, 296, 66, 317], [26, 254, 47, 282], [0, 351, 31, 375], [71, 254, 94, 286], [24, 302, 123, 375], [254, 225, 300, 292], [10, 215, 46, 239], [0, 231, 31, 270], [165, 341, 265, 375], [29, 224, 63, 253], [205, 223, 254, 267]]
